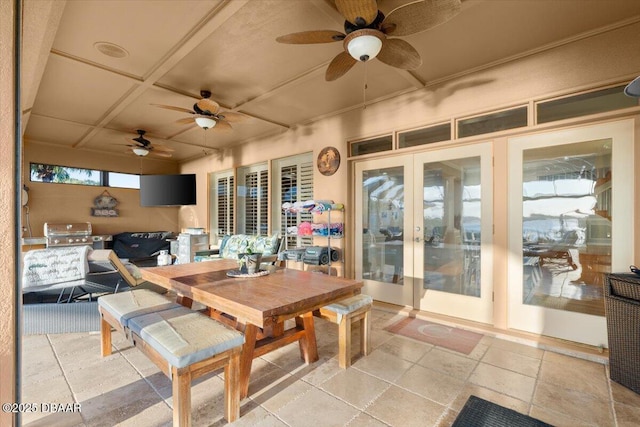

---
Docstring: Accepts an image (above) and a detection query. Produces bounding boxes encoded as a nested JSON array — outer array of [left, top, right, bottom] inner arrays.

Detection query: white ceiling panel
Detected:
[[24, 115, 92, 147], [52, 0, 222, 77], [156, 0, 346, 107], [31, 54, 138, 125], [243, 60, 415, 125]]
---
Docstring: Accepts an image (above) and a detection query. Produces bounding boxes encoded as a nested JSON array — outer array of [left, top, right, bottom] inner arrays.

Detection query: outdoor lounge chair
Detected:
[[22, 248, 165, 334], [87, 249, 167, 294], [22, 246, 121, 303]]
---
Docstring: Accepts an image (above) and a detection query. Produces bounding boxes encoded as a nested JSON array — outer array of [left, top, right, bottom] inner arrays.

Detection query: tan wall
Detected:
[[23, 141, 181, 236], [179, 22, 640, 324], [179, 21, 640, 237], [1, 0, 17, 424]]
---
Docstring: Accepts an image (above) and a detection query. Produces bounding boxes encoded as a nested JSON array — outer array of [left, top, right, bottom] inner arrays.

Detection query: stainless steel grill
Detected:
[[44, 222, 112, 248]]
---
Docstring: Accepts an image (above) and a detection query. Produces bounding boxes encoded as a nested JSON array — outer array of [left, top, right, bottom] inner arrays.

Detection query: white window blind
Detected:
[[237, 163, 268, 235], [273, 153, 313, 249], [217, 175, 234, 236], [209, 170, 234, 244]]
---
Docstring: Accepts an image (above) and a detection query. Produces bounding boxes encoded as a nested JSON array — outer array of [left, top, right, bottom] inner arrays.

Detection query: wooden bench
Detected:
[[98, 290, 245, 426], [319, 294, 373, 368]]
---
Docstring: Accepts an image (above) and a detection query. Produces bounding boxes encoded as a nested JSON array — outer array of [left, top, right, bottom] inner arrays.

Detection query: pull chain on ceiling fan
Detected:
[[276, 0, 462, 81]]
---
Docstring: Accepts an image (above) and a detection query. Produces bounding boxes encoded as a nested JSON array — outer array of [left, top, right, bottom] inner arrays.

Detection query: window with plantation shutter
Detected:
[[209, 170, 234, 245], [237, 163, 269, 235], [272, 153, 314, 249]]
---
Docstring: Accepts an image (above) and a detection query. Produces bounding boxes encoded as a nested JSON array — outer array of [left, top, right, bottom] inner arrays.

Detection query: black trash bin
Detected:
[[604, 273, 640, 394]]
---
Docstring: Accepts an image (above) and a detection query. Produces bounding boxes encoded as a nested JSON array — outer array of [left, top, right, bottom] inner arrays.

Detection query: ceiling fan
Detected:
[[153, 90, 246, 130], [122, 130, 174, 158], [276, 0, 461, 81]]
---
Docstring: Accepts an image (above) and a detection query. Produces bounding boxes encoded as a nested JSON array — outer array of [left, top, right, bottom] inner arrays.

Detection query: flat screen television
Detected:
[[140, 174, 196, 206]]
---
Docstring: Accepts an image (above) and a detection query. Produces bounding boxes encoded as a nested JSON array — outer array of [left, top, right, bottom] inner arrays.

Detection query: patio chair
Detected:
[[22, 246, 120, 303], [87, 249, 167, 294]]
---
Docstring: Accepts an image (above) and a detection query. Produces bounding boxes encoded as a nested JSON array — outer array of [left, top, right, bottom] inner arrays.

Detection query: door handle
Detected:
[[415, 237, 422, 242]]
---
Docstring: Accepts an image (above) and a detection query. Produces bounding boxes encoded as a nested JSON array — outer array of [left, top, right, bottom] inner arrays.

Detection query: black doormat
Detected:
[[453, 396, 553, 427]]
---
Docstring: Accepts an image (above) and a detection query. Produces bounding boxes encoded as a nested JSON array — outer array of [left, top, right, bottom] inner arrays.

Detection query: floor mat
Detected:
[[453, 395, 553, 426], [385, 317, 482, 355]]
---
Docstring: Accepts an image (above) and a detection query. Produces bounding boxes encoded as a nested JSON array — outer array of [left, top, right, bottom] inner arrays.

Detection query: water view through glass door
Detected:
[[508, 120, 634, 347], [355, 145, 493, 323], [414, 143, 494, 324], [522, 141, 611, 317]]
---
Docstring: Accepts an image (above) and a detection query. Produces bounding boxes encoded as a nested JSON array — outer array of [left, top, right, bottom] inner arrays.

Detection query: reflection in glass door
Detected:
[[508, 120, 633, 347], [355, 157, 414, 306], [415, 144, 493, 324], [522, 141, 611, 317], [355, 144, 493, 322], [422, 157, 481, 297]]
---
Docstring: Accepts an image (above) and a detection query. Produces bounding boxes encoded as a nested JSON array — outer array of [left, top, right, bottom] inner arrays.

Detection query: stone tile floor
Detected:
[[21, 306, 640, 426]]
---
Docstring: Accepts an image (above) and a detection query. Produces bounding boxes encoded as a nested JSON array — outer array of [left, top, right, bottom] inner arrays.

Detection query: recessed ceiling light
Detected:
[[94, 41, 129, 58]]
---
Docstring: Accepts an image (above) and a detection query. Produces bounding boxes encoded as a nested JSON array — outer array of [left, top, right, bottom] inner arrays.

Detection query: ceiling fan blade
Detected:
[[152, 104, 195, 114], [382, 0, 461, 37], [276, 30, 345, 44], [335, 0, 378, 26], [219, 111, 247, 123], [150, 145, 174, 153], [212, 119, 233, 131], [149, 151, 173, 158], [196, 98, 220, 114], [325, 51, 357, 81], [376, 38, 422, 70], [176, 117, 195, 125]]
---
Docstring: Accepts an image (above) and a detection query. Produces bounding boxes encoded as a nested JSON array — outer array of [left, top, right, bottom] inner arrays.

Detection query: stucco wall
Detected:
[[23, 141, 181, 236], [1, 1, 17, 424], [179, 21, 640, 328], [179, 20, 640, 236]]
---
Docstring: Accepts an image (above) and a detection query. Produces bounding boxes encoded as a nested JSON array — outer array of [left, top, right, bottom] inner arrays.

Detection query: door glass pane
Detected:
[[522, 140, 611, 316], [423, 157, 481, 296], [362, 166, 405, 285]]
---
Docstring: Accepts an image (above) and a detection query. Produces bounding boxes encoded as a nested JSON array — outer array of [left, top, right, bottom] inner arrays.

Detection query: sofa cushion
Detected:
[[253, 234, 279, 256], [219, 234, 280, 259]]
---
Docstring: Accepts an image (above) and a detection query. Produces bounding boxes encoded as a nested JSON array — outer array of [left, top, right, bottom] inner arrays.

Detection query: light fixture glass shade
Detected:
[[624, 76, 640, 97], [133, 147, 149, 156], [347, 35, 383, 62], [195, 117, 217, 129]]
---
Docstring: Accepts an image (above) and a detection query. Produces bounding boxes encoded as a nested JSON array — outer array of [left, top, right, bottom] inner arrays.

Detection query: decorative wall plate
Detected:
[[94, 190, 118, 209], [317, 146, 340, 176]]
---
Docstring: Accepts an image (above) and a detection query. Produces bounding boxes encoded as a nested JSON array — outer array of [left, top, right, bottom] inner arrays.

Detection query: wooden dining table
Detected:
[[139, 259, 363, 398]]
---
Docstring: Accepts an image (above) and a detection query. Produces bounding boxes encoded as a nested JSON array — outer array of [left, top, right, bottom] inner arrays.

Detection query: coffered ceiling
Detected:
[[22, 0, 640, 162]]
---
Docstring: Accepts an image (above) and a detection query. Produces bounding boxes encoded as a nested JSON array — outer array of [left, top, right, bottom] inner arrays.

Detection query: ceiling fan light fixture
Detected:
[[624, 76, 640, 97], [345, 30, 384, 62], [195, 116, 217, 129], [133, 147, 149, 156]]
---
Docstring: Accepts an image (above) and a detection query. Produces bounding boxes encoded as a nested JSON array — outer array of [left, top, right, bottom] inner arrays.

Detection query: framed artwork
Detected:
[[317, 146, 340, 176]]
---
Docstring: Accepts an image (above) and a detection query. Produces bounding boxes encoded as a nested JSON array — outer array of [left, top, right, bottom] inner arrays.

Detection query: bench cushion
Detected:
[[323, 294, 373, 323], [98, 289, 180, 327], [128, 306, 245, 368]]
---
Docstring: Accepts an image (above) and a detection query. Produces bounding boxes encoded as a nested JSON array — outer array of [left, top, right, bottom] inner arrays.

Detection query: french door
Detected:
[[507, 120, 634, 347], [355, 143, 494, 323], [355, 156, 414, 306]]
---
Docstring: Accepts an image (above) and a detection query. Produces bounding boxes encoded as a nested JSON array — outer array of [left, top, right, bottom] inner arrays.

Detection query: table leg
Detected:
[[298, 311, 319, 364], [176, 295, 193, 308], [238, 323, 257, 399]]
